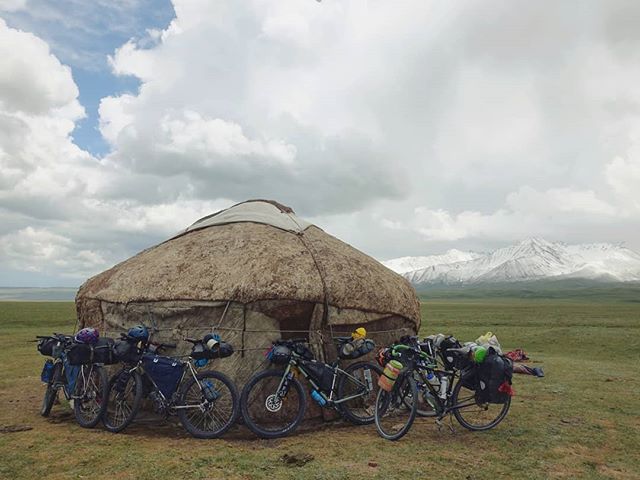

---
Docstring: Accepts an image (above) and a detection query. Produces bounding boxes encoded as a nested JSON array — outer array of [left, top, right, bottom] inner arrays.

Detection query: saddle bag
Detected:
[[192, 341, 234, 360], [266, 344, 292, 365], [142, 353, 184, 399], [338, 338, 376, 360]]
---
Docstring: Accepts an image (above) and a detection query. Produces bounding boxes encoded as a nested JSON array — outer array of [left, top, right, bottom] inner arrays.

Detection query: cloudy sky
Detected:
[[1, 0, 640, 287]]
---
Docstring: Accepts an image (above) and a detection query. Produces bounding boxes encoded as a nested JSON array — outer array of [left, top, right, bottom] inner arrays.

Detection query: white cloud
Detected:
[[0, 0, 27, 13], [0, 226, 107, 276], [4, 1, 640, 284]]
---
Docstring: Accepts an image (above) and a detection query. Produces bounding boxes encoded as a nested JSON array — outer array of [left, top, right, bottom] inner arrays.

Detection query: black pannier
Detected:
[[267, 344, 292, 365], [93, 338, 117, 364], [67, 343, 92, 365], [67, 338, 117, 365], [338, 338, 376, 360], [460, 366, 478, 390], [474, 350, 513, 404], [438, 336, 463, 370], [191, 341, 234, 360], [114, 339, 140, 364], [301, 360, 334, 392], [37, 337, 58, 357], [142, 354, 184, 399]]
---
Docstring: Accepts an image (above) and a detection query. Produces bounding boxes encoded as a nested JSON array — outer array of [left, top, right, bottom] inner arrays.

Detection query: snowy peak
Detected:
[[384, 239, 640, 285], [381, 249, 481, 274]]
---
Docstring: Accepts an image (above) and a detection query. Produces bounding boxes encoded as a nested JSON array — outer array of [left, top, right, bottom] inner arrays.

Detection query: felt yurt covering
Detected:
[[76, 200, 420, 417]]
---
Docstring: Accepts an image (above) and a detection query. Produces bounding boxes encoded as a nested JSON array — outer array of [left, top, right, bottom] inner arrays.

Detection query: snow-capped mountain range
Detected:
[[382, 238, 640, 286]]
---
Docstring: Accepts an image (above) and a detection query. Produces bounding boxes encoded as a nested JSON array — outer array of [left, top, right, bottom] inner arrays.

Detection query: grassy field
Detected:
[[0, 300, 638, 480]]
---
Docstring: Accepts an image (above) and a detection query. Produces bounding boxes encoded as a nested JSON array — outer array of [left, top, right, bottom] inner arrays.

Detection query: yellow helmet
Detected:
[[352, 327, 366, 339]]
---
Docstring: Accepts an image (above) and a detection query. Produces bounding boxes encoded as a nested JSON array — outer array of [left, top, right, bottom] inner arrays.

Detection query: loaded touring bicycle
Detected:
[[375, 335, 513, 440], [103, 325, 239, 438], [37, 329, 109, 428], [240, 329, 382, 439]]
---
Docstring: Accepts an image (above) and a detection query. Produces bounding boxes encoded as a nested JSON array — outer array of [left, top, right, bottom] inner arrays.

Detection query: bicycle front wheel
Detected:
[[102, 369, 143, 433], [73, 364, 108, 428], [451, 380, 511, 431], [177, 370, 239, 439], [240, 369, 306, 439], [41, 362, 62, 417], [374, 373, 418, 441], [336, 361, 382, 425]]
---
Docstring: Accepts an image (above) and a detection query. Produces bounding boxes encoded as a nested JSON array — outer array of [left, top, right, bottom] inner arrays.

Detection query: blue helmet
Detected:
[[127, 325, 149, 342]]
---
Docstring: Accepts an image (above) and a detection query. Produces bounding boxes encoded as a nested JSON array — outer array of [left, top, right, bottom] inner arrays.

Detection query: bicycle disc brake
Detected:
[[265, 394, 283, 412]]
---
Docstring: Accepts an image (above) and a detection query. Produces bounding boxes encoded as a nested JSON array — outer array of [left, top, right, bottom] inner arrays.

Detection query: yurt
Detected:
[[76, 200, 420, 411]]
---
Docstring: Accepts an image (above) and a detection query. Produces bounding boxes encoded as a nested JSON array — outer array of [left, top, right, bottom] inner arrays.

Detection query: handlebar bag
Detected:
[[142, 353, 184, 399], [114, 339, 140, 364], [37, 338, 58, 357], [338, 338, 376, 360], [67, 343, 93, 365], [92, 338, 117, 364]]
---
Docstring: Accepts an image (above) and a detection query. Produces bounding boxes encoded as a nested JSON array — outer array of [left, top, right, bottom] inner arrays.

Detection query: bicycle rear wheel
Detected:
[[336, 361, 382, 425], [240, 369, 306, 439], [374, 373, 418, 441], [177, 370, 239, 439], [451, 380, 511, 431], [73, 364, 108, 428], [102, 369, 143, 433], [41, 362, 62, 417]]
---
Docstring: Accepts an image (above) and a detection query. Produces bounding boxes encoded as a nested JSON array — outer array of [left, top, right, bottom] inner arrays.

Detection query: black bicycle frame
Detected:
[[276, 354, 373, 405]]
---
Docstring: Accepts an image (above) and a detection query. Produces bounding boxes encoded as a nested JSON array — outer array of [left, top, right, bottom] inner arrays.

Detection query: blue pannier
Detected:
[[142, 354, 185, 399]]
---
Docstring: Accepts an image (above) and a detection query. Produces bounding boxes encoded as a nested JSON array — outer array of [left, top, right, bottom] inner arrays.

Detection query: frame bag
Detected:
[[301, 360, 334, 392], [142, 354, 184, 399]]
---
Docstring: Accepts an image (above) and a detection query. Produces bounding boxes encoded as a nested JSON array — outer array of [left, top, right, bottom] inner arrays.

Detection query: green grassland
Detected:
[[0, 301, 639, 480]]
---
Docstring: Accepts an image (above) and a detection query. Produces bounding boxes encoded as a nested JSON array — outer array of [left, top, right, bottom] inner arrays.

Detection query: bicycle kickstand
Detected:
[[435, 415, 456, 434]]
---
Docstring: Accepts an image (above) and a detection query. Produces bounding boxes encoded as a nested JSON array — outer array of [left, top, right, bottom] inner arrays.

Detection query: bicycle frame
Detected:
[[275, 355, 374, 406], [392, 343, 479, 417], [128, 356, 211, 411]]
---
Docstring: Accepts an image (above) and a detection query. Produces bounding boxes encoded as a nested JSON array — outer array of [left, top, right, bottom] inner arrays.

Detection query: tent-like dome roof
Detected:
[[77, 200, 420, 327]]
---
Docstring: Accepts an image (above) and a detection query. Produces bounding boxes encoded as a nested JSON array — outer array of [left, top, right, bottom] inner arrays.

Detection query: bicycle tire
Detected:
[[177, 370, 239, 439], [336, 361, 382, 425], [374, 372, 418, 441], [40, 362, 62, 417], [240, 369, 306, 439], [73, 364, 109, 428], [102, 369, 143, 433], [451, 379, 511, 431]]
